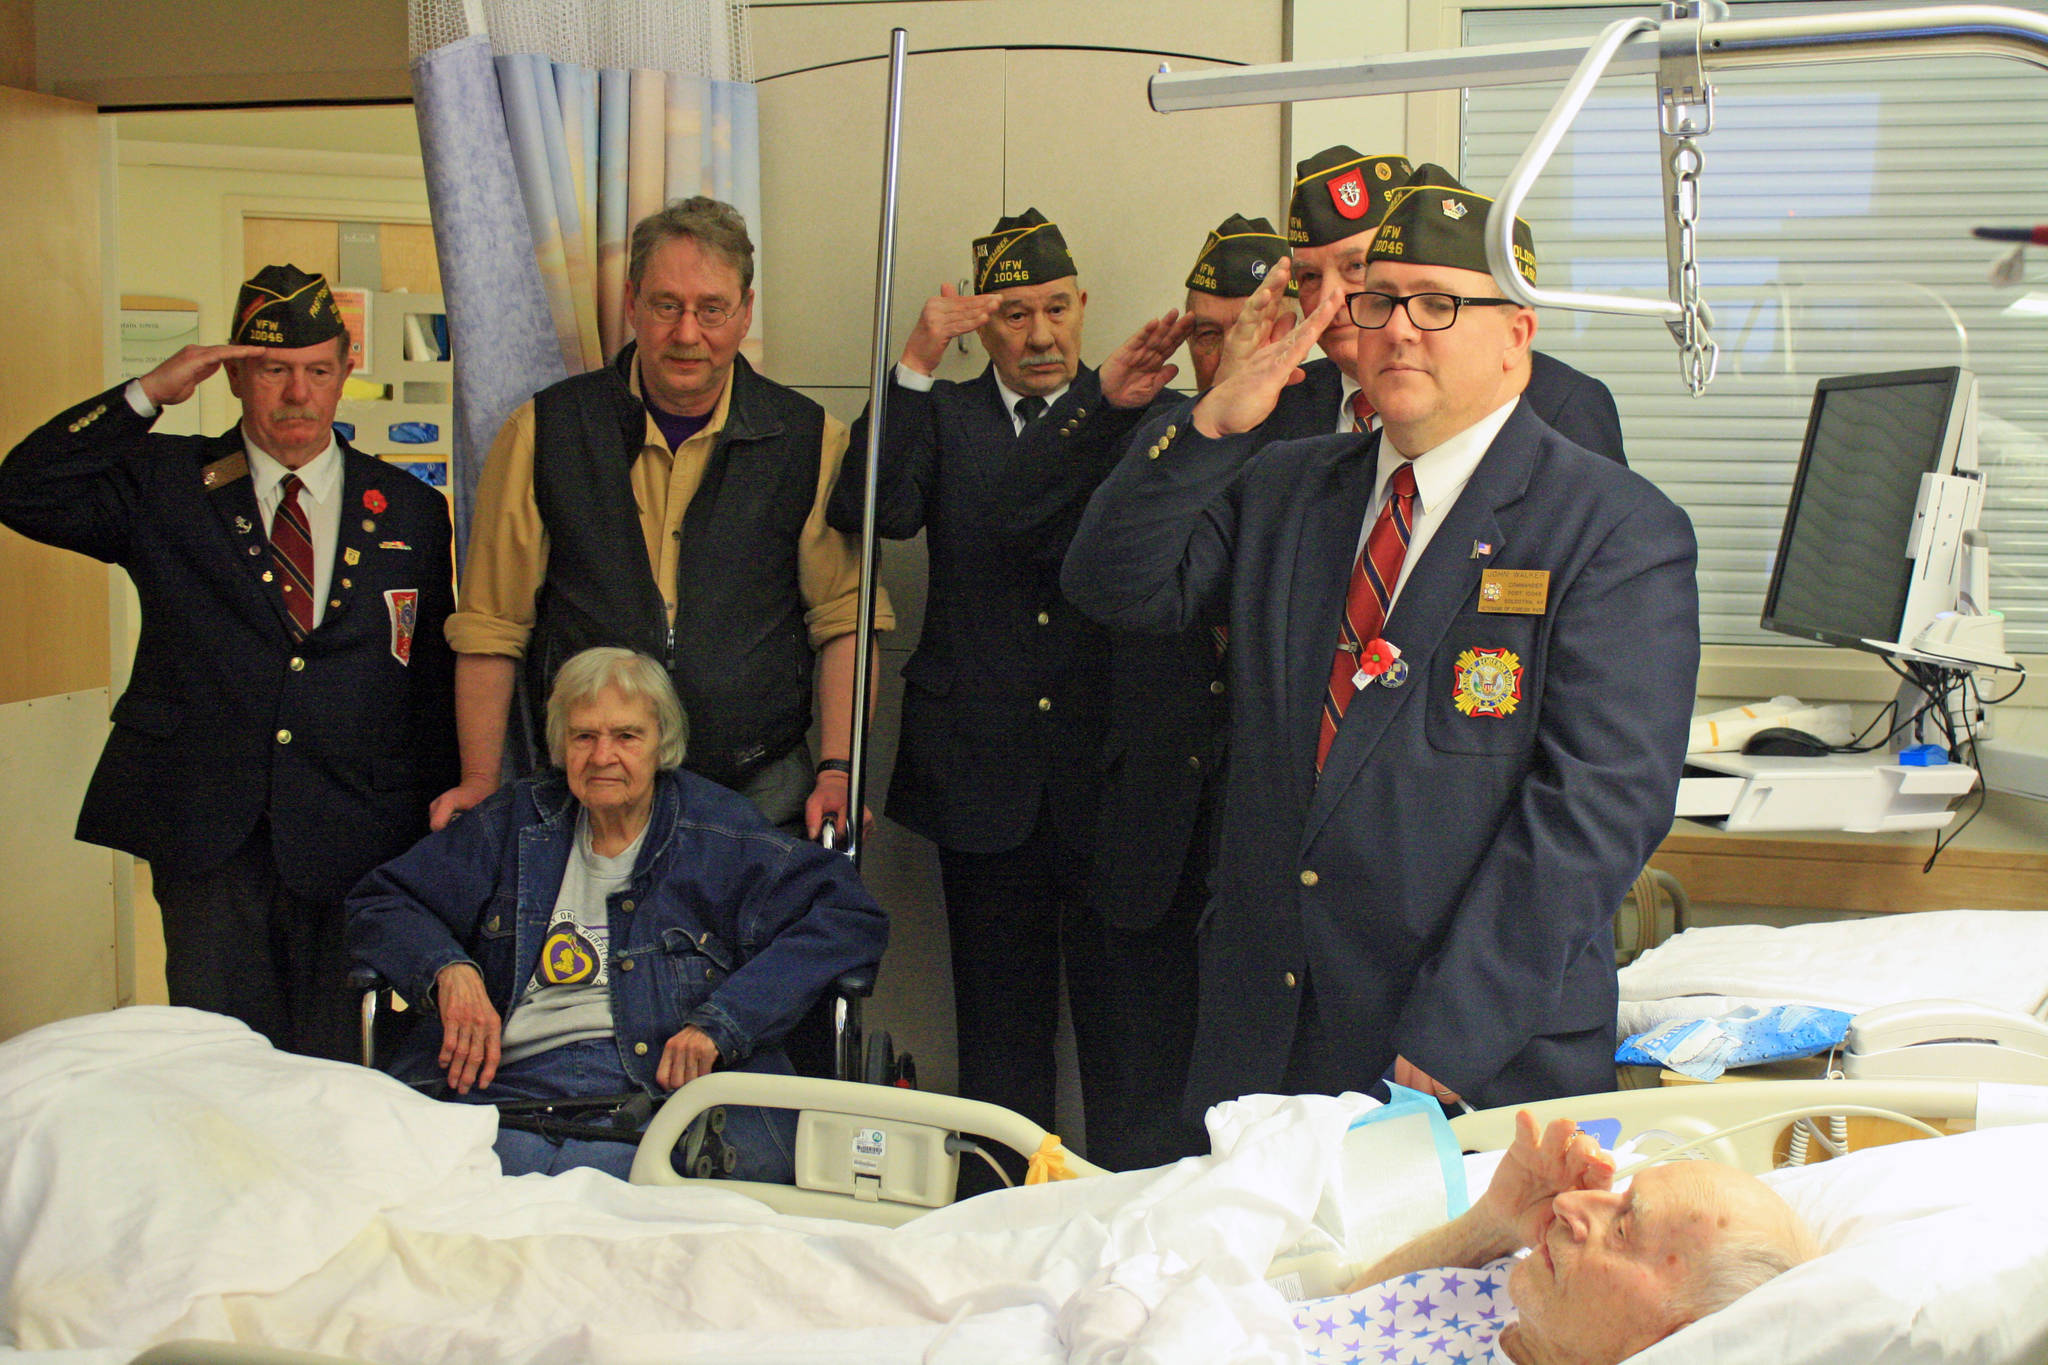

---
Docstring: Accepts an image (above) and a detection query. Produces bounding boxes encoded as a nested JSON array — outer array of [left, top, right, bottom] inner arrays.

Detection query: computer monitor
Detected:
[[1759, 367, 1979, 653]]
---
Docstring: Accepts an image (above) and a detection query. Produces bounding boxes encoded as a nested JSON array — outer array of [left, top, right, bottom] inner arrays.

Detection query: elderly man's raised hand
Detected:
[[1099, 309, 1195, 410], [1481, 1111, 1616, 1250], [433, 961, 502, 1094], [656, 1024, 721, 1090], [136, 344, 270, 409], [1191, 260, 1339, 438], [902, 282, 1003, 377]]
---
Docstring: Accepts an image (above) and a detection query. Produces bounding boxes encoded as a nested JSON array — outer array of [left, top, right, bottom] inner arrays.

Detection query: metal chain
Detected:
[[1669, 137, 1719, 394]]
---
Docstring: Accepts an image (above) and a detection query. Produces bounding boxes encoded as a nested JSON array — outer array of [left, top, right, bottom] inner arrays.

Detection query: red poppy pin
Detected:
[[363, 489, 387, 514], [1352, 638, 1405, 691]]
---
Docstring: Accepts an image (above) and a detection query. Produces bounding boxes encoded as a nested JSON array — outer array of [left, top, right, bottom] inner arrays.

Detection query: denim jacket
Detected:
[[346, 768, 888, 1091]]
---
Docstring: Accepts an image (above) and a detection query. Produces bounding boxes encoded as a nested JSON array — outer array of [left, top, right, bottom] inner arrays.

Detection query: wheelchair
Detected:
[[350, 963, 913, 1177]]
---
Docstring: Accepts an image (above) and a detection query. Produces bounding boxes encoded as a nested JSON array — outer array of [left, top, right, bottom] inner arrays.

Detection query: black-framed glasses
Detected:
[[1345, 291, 1518, 331], [641, 298, 741, 329]]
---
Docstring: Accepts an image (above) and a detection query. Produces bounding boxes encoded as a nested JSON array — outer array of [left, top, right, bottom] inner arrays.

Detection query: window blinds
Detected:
[[1462, 2, 2048, 650]]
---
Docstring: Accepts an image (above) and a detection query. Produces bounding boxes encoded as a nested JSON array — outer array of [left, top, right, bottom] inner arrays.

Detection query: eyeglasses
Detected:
[[1346, 291, 1518, 331], [641, 298, 741, 329]]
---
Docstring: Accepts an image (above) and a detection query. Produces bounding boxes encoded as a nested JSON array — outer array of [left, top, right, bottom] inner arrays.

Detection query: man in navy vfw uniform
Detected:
[[0, 264, 457, 1059], [997, 215, 1287, 1167], [825, 210, 1188, 1146], [1064, 177, 1697, 1118]]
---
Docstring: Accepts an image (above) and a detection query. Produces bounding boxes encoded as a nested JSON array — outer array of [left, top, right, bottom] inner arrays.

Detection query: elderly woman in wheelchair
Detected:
[[346, 646, 888, 1181]]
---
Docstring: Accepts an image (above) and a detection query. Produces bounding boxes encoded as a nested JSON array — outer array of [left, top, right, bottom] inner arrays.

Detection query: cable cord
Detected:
[[1609, 1104, 1945, 1181]]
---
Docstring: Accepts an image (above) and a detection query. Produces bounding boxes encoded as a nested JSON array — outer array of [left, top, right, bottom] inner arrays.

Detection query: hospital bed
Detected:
[[1613, 907, 2048, 1085], [4, 1007, 2046, 1365]]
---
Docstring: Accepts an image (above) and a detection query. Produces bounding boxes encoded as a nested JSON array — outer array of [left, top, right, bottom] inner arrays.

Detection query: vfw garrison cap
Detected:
[[1185, 214, 1289, 297], [972, 209, 1078, 293], [231, 264, 348, 349], [1288, 146, 1414, 247], [1368, 166, 1538, 286]]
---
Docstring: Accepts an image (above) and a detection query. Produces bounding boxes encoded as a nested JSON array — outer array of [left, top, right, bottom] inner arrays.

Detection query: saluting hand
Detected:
[[433, 961, 502, 1094], [136, 344, 269, 409], [902, 282, 1003, 377], [1480, 1111, 1616, 1251], [1191, 259, 1338, 438], [1099, 309, 1196, 410]]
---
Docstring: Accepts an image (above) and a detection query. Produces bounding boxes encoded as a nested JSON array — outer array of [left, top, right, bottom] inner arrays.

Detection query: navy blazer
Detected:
[[826, 365, 1150, 855], [1062, 401, 1698, 1110], [0, 386, 458, 902], [992, 387, 1225, 931], [1260, 353, 1625, 461]]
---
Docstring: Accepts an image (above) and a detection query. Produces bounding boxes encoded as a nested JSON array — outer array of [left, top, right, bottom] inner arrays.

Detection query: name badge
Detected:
[[1477, 568, 1549, 615]]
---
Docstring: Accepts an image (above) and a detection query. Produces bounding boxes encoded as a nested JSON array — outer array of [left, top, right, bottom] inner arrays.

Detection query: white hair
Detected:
[[1667, 1219, 1817, 1324], [544, 647, 688, 770]]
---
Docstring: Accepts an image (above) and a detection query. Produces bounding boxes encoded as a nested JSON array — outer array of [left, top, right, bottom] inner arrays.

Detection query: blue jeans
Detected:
[[450, 1037, 798, 1183]]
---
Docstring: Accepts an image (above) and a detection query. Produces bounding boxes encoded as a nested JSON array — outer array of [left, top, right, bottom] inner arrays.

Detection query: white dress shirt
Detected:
[[245, 440, 343, 629], [895, 362, 1070, 435], [125, 379, 344, 628], [1360, 396, 1519, 611], [1336, 372, 1380, 435]]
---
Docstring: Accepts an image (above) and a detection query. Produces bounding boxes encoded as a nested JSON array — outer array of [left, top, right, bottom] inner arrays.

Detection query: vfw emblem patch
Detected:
[[1328, 168, 1371, 220], [384, 588, 418, 666], [1452, 647, 1523, 717]]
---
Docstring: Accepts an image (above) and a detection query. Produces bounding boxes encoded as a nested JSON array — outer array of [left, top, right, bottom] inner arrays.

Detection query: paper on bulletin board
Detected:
[[119, 296, 202, 436], [331, 287, 373, 374]]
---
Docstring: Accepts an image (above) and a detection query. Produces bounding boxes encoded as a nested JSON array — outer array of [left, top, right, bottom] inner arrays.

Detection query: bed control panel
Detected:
[[794, 1112, 958, 1208]]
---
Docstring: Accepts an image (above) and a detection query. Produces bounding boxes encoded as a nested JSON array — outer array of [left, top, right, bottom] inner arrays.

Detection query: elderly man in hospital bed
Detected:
[[346, 646, 888, 1182], [1297, 1112, 1815, 1365]]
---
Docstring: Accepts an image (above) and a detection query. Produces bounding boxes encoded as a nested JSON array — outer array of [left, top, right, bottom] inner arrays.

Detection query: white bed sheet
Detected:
[[0, 1008, 1367, 1365], [1617, 909, 2048, 1037]]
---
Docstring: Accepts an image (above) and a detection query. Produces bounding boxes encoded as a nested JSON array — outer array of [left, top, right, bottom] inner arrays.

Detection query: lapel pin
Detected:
[[343, 547, 360, 566], [1471, 540, 1494, 559], [234, 516, 253, 534]]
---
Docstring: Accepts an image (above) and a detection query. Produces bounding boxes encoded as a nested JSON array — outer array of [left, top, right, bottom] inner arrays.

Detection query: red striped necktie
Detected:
[[271, 473, 317, 638], [1350, 390, 1377, 434], [1317, 462, 1416, 771]]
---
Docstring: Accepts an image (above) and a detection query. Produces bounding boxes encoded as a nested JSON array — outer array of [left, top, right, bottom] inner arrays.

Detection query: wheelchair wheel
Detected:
[[862, 1030, 895, 1086]]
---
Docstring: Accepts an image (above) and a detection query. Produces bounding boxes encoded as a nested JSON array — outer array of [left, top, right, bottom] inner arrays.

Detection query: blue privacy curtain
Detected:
[[407, 0, 763, 555]]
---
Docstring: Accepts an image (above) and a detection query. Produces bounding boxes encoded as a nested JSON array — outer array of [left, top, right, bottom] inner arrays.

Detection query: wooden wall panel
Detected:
[[379, 222, 443, 294], [0, 83, 107, 706], [1654, 832, 2048, 915], [244, 216, 338, 283]]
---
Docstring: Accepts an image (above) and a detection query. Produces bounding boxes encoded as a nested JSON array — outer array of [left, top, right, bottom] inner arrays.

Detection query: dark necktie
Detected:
[[1317, 463, 1416, 771], [1013, 395, 1047, 430], [271, 473, 317, 638], [1350, 390, 1377, 434]]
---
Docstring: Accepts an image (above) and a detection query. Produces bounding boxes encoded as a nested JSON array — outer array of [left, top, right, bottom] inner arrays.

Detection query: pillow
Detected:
[[1617, 912, 2048, 1017], [1632, 1122, 2048, 1364]]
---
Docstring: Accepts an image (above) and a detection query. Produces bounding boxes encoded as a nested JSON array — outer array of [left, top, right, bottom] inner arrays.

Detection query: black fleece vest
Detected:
[[527, 346, 825, 789]]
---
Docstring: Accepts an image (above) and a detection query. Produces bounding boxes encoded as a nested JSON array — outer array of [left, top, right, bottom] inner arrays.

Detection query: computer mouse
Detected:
[[1742, 726, 1834, 758]]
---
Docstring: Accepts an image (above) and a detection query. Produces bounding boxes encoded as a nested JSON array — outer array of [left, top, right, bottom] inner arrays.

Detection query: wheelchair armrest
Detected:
[[834, 966, 876, 1000]]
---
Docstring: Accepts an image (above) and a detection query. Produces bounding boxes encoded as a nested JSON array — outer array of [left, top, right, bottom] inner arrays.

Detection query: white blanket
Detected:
[[1617, 910, 2048, 1037], [0, 1009, 1367, 1365]]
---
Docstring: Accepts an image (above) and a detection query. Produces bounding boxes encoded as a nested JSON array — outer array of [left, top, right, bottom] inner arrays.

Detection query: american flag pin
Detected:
[[1471, 540, 1494, 558]]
